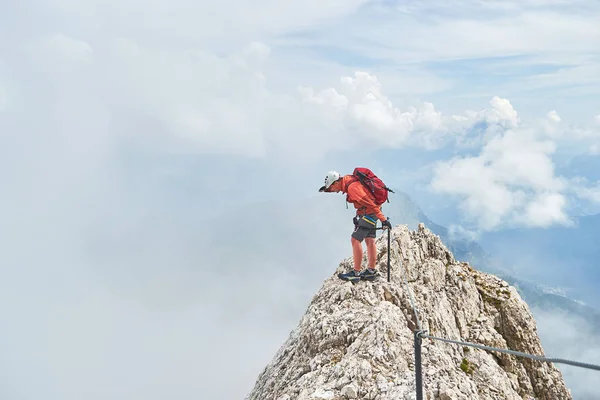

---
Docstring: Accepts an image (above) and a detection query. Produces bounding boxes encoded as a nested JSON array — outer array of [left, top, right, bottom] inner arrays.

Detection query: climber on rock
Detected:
[[319, 169, 392, 283]]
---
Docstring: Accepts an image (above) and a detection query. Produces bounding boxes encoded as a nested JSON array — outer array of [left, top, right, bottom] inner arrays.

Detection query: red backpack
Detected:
[[348, 167, 394, 205]]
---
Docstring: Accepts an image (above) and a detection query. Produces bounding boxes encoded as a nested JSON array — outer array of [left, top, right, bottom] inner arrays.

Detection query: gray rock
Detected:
[[245, 224, 572, 400], [341, 383, 358, 398]]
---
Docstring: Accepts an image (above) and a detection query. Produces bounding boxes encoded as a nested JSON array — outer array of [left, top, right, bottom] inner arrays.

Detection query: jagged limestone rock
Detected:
[[247, 224, 572, 400]]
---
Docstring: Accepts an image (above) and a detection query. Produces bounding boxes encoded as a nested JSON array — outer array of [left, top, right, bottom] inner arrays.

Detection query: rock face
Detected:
[[246, 224, 572, 400]]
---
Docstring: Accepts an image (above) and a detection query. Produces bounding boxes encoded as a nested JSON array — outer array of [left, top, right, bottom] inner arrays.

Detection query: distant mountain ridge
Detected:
[[479, 213, 600, 306], [386, 191, 600, 337]]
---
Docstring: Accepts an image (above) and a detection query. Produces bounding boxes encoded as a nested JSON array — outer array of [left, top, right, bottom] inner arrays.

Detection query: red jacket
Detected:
[[340, 175, 386, 222]]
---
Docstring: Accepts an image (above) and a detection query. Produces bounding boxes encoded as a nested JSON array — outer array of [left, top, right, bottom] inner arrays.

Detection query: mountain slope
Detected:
[[246, 224, 571, 400], [387, 191, 600, 331], [480, 213, 600, 305]]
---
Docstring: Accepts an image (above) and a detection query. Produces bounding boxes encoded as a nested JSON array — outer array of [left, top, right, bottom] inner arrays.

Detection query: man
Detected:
[[319, 170, 392, 282]]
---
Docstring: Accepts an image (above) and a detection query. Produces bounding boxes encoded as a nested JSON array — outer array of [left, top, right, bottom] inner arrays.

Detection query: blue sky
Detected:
[[1, 0, 600, 399]]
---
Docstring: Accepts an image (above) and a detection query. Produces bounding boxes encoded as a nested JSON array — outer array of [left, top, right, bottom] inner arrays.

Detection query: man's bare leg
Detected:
[[365, 237, 376, 270], [351, 237, 363, 272]]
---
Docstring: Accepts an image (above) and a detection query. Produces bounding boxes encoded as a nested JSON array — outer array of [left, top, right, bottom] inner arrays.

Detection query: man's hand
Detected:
[[382, 219, 392, 230]]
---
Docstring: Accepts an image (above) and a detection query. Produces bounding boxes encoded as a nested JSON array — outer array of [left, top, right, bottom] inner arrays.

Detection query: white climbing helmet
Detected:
[[324, 170, 340, 189]]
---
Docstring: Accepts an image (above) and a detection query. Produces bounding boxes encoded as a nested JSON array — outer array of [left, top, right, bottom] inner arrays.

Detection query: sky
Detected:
[[1, 0, 600, 399]]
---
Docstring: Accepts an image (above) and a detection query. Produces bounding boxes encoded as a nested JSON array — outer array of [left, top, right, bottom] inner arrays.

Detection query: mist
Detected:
[[3, 133, 600, 399], [0, 93, 365, 398], [532, 306, 600, 400], [0, 45, 394, 396]]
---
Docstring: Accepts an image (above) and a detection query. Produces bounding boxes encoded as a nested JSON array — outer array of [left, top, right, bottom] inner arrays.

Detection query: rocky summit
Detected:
[[246, 224, 572, 400]]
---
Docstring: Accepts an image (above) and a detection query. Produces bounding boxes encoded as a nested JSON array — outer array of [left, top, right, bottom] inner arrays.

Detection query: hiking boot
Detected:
[[360, 268, 379, 281], [338, 270, 361, 283]]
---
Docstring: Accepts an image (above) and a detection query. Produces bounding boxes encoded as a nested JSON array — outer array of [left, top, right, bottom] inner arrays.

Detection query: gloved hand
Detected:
[[353, 216, 359, 226], [382, 218, 392, 230]]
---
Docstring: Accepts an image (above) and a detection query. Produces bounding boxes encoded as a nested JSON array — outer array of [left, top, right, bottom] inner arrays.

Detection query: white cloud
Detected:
[[447, 224, 481, 242], [44, 0, 371, 49], [313, 5, 600, 64], [524, 63, 600, 92], [458, 96, 520, 130], [523, 192, 570, 227], [25, 37, 275, 157], [430, 123, 570, 231], [595, 114, 600, 125], [532, 305, 600, 400], [298, 75, 524, 152], [274, 0, 600, 120], [14, 36, 468, 158], [483, 96, 520, 128], [7, 28, 599, 224], [483, 128, 561, 190], [356, 69, 454, 96], [431, 155, 520, 230], [547, 110, 561, 122], [448, 97, 521, 149], [298, 71, 450, 150], [570, 178, 600, 204]]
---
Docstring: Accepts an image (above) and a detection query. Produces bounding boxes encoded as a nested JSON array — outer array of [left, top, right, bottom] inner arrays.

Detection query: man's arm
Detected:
[[347, 183, 387, 222]]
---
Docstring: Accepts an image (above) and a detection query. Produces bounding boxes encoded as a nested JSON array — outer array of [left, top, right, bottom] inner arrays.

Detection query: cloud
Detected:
[[309, 3, 600, 63], [16, 34, 279, 158], [103, 39, 276, 157], [523, 192, 570, 227], [275, 0, 600, 121], [522, 62, 600, 93], [298, 71, 448, 150], [428, 106, 600, 230], [547, 110, 561, 122], [11, 33, 472, 160], [570, 178, 600, 204], [419, 96, 522, 151], [37, 0, 371, 51], [298, 79, 524, 152], [447, 223, 481, 242], [430, 115, 571, 231], [481, 96, 520, 128], [433, 158, 522, 230], [531, 305, 600, 400]]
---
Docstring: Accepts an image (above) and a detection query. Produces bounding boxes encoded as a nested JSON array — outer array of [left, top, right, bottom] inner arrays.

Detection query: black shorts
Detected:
[[352, 214, 378, 242]]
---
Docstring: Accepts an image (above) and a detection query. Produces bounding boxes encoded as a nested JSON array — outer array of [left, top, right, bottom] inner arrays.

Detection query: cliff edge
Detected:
[[246, 224, 571, 400]]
